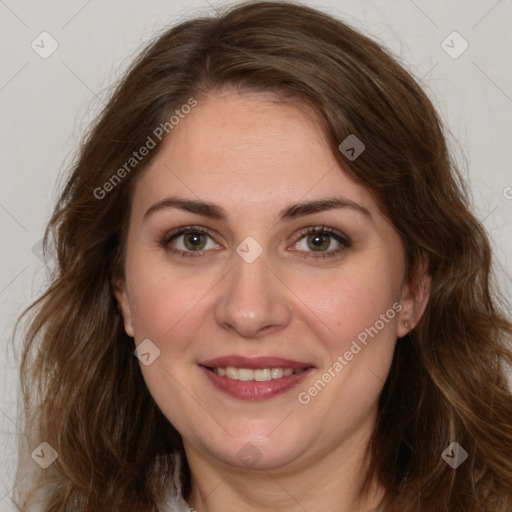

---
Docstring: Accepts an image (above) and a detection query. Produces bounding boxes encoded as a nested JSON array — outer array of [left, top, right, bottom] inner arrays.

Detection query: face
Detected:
[[115, 90, 429, 472]]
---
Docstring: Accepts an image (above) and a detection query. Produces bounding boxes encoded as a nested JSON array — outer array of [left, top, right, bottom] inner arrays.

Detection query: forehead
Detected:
[[131, 90, 377, 219]]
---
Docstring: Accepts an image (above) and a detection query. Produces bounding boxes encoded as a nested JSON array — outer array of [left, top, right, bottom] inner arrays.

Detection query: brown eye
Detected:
[[160, 226, 221, 258], [181, 232, 208, 250], [306, 233, 331, 251], [292, 226, 351, 259]]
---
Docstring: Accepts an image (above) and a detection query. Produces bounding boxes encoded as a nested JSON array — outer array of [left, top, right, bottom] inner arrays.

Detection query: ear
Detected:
[[396, 255, 431, 338], [113, 277, 134, 337]]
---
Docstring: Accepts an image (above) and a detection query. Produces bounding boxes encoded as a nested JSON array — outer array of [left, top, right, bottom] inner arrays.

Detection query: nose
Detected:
[[214, 246, 293, 338]]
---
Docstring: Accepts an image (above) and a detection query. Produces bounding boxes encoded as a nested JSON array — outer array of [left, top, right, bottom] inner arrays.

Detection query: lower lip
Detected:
[[199, 366, 314, 401]]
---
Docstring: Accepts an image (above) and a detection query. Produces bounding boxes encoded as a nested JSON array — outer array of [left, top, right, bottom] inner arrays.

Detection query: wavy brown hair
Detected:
[[14, 1, 512, 511]]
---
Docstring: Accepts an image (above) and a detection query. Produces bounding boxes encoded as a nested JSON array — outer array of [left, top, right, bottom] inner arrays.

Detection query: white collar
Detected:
[[158, 450, 192, 512]]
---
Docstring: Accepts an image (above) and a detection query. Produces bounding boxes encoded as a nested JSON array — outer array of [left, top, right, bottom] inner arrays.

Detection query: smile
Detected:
[[209, 366, 306, 381], [198, 355, 315, 400]]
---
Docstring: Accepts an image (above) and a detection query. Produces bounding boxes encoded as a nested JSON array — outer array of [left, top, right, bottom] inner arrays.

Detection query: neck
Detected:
[[182, 423, 384, 512]]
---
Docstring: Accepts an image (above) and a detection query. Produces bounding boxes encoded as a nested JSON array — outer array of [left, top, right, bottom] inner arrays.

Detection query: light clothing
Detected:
[[158, 450, 193, 512], [160, 493, 192, 512]]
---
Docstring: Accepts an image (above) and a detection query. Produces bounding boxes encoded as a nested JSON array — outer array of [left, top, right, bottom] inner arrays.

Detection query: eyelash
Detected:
[[159, 225, 352, 260]]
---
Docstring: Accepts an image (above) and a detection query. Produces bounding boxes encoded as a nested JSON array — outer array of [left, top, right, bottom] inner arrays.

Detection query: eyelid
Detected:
[[294, 225, 351, 244], [160, 224, 352, 259], [160, 225, 221, 258], [290, 225, 352, 259]]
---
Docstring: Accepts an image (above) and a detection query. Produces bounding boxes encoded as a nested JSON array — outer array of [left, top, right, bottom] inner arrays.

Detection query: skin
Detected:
[[115, 89, 430, 512]]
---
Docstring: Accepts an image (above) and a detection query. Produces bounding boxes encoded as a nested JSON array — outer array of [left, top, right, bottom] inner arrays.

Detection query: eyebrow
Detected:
[[143, 196, 372, 222]]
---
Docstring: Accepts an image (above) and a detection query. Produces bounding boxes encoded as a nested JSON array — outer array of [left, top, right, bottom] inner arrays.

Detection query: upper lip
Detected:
[[199, 356, 315, 370]]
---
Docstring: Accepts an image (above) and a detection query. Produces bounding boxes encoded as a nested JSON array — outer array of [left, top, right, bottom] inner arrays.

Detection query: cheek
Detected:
[[126, 244, 403, 354], [292, 265, 400, 425], [125, 250, 214, 341], [294, 259, 402, 352], [125, 257, 212, 424]]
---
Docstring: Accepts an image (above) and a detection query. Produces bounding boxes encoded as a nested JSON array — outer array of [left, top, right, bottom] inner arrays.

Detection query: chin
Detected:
[[200, 425, 309, 471]]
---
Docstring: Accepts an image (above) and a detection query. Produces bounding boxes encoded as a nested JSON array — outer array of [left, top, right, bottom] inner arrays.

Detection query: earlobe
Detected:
[[113, 278, 134, 337], [396, 256, 431, 338]]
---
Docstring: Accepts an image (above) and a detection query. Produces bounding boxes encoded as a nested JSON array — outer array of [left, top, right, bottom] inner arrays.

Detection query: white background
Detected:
[[1, 0, 511, 510]]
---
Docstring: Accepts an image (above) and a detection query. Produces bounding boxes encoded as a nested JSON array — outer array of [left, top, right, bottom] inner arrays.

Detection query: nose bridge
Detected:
[[215, 238, 292, 337]]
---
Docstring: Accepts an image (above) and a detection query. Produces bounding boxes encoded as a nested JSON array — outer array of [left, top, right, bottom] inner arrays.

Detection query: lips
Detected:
[[198, 355, 315, 401]]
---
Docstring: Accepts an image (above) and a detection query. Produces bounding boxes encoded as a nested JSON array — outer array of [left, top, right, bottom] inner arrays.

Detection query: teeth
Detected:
[[237, 368, 254, 381], [212, 366, 305, 381], [271, 368, 283, 379], [254, 368, 271, 381]]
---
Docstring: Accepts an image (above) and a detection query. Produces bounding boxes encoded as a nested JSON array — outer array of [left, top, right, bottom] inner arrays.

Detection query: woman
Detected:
[[15, 1, 512, 511]]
